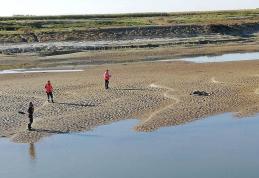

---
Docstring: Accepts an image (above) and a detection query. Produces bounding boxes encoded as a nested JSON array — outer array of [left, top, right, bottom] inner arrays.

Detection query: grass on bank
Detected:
[[0, 9, 259, 34]]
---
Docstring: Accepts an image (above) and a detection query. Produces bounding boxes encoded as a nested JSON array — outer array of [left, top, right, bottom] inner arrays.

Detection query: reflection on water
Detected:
[[160, 52, 259, 63], [0, 113, 259, 178], [28, 143, 36, 161]]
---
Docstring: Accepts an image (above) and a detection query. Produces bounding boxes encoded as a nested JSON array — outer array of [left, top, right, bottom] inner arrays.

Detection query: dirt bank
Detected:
[[1, 23, 259, 43]]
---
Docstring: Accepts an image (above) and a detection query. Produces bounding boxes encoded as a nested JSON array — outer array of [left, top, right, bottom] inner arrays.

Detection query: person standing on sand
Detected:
[[45, 80, 54, 103], [103, 69, 111, 89], [27, 102, 34, 131]]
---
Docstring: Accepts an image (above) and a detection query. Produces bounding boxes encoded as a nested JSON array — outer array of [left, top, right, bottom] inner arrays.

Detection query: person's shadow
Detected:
[[55, 102, 95, 107], [112, 88, 148, 91], [30, 128, 69, 134]]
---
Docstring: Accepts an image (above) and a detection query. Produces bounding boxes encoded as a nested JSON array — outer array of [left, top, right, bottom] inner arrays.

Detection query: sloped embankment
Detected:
[[0, 23, 259, 43]]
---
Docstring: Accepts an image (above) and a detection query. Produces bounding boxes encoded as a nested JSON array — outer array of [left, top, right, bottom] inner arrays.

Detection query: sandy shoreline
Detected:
[[1, 59, 259, 143]]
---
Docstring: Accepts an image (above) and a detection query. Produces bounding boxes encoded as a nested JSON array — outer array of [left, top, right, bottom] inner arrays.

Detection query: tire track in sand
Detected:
[[253, 74, 259, 95], [141, 84, 179, 124], [254, 74, 259, 95]]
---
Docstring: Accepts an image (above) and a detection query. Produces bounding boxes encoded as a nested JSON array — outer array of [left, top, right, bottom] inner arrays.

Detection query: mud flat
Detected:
[[1, 59, 259, 143], [1, 43, 259, 70]]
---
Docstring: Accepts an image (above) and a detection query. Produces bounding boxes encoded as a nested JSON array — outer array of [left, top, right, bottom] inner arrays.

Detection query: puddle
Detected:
[[160, 52, 259, 63], [0, 113, 259, 178], [0, 68, 83, 74]]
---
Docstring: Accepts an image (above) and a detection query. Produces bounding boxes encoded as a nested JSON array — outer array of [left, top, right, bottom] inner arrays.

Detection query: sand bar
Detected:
[[1, 60, 259, 143]]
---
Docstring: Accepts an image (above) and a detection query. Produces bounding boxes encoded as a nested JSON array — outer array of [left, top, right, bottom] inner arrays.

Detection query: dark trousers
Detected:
[[105, 80, 109, 89], [47, 92, 54, 102], [28, 115, 33, 130]]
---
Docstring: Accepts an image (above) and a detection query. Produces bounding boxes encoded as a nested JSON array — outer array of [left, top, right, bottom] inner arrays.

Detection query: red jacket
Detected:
[[45, 83, 53, 93], [103, 71, 111, 80]]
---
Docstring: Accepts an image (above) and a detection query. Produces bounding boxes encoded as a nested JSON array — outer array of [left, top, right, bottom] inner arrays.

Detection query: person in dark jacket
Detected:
[[27, 102, 34, 131]]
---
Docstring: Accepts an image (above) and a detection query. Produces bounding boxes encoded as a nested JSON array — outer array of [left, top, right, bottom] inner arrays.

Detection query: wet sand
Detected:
[[1, 60, 259, 143], [1, 43, 259, 70]]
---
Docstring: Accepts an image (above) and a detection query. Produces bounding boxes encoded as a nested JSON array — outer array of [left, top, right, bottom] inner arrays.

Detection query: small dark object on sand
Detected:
[[18, 111, 26, 114], [191, 90, 211, 96]]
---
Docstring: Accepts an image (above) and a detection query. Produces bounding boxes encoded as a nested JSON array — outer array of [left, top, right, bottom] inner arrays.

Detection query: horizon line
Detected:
[[0, 8, 258, 18]]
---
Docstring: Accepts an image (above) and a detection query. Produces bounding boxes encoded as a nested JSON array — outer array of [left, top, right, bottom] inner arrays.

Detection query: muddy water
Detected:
[[0, 113, 259, 178]]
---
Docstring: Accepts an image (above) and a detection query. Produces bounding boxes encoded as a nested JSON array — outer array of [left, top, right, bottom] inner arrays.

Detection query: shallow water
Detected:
[[160, 52, 259, 63], [0, 68, 83, 74], [0, 113, 259, 178]]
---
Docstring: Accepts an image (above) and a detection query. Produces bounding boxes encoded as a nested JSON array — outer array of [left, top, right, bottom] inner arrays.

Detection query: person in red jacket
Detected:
[[103, 69, 111, 89], [45, 80, 54, 103]]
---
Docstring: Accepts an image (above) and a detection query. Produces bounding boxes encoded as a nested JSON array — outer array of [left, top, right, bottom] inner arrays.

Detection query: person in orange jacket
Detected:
[[45, 80, 54, 103], [103, 69, 111, 89]]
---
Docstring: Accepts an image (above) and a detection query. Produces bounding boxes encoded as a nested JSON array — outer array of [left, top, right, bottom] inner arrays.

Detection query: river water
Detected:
[[160, 52, 259, 63], [0, 113, 259, 178]]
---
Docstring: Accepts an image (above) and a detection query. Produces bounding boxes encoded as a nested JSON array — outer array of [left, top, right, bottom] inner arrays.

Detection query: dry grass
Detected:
[[1, 9, 259, 34]]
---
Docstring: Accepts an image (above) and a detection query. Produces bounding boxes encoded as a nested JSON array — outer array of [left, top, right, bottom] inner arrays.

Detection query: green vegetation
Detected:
[[0, 9, 259, 34]]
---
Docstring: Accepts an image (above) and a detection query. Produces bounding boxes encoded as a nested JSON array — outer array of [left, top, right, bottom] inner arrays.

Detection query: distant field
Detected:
[[0, 9, 259, 34]]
